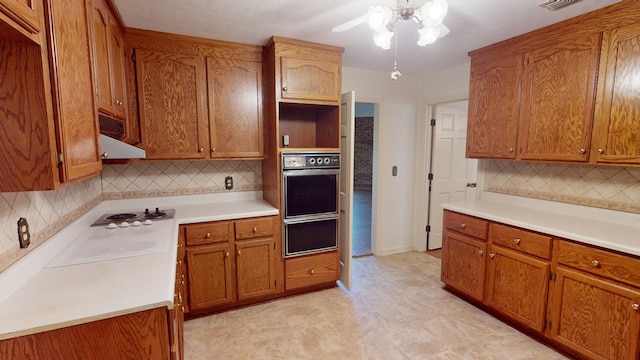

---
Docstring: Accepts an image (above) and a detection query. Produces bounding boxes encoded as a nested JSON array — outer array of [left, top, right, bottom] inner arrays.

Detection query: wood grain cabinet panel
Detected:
[[135, 49, 208, 159], [280, 56, 340, 103], [486, 246, 550, 332], [593, 21, 640, 165], [466, 54, 522, 159], [185, 221, 233, 246], [285, 251, 339, 291], [206, 57, 264, 158], [518, 34, 601, 162], [441, 230, 487, 302], [549, 266, 640, 360], [236, 237, 276, 300], [444, 210, 488, 240], [489, 223, 552, 260], [46, 0, 102, 182], [186, 243, 235, 310], [0, 0, 40, 35]]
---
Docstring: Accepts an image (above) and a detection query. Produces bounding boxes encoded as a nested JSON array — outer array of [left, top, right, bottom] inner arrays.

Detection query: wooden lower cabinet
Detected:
[[285, 251, 339, 291], [441, 230, 487, 302], [442, 210, 640, 360], [549, 267, 640, 360], [0, 308, 173, 359], [183, 216, 279, 313], [485, 245, 550, 332]]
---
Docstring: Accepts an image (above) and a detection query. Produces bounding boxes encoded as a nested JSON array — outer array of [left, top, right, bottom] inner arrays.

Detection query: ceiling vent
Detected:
[[538, 0, 582, 10]]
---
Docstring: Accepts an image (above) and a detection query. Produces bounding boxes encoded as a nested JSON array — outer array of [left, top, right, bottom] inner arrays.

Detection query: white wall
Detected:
[[342, 66, 422, 255]]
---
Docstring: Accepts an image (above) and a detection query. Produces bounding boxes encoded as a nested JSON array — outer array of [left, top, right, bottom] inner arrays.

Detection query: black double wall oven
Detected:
[[282, 152, 340, 257]]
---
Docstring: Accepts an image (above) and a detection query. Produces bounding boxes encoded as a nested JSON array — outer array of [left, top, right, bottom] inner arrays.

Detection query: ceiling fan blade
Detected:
[[331, 13, 368, 32]]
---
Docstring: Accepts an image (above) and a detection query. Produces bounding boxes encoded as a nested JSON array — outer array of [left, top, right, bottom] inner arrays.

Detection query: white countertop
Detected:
[[442, 200, 640, 257], [0, 191, 278, 340]]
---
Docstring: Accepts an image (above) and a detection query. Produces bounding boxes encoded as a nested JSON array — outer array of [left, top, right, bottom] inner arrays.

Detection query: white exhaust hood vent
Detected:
[[538, 0, 582, 10], [99, 134, 146, 159]]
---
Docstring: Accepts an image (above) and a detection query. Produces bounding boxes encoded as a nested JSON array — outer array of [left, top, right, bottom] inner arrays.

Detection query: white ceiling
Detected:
[[112, 0, 621, 75]]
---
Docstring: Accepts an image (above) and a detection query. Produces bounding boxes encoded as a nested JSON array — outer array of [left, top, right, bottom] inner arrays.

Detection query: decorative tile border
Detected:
[[483, 160, 640, 214]]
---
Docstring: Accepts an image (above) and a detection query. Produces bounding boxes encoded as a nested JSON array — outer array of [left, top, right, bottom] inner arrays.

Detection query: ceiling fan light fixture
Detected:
[[419, 0, 448, 27], [373, 28, 394, 49], [368, 6, 393, 32], [417, 25, 440, 46]]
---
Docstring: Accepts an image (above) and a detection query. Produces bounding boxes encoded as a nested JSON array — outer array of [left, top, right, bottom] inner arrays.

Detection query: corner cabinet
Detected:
[[442, 210, 640, 360]]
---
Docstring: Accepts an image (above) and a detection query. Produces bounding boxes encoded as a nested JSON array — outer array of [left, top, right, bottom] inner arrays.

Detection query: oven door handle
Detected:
[[283, 214, 339, 225], [282, 168, 340, 176]]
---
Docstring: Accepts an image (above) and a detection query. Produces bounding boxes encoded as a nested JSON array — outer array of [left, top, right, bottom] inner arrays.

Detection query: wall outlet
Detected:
[[225, 176, 233, 190], [17, 218, 30, 249]]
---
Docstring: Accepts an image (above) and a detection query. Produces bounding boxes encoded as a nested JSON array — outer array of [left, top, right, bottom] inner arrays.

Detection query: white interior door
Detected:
[[428, 104, 477, 250], [339, 91, 355, 289]]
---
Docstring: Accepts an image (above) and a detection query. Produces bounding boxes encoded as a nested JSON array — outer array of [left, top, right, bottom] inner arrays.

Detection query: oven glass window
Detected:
[[286, 218, 338, 256], [285, 174, 337, 217]]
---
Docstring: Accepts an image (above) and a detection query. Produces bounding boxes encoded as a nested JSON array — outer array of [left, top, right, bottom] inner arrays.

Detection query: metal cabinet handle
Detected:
[[632, 303, 639, 311], [198, 147, 205, 153], [225, 251, 229, 257], [478, 250, 484, 255], [514, 238, 521, 245], [309, 269, 315, 275], [176, 260, 182, 265], [211, 147, 216, 152], [253, 227, 258, 233], [508, 147, 514, 153], [460, 223, 467, 229], [579, 148, 587, 155], [237, 250, 241, 255], [282, 86, 287, 92], [205, 232, 211, 238], [489, 253, 495, 259], [591, 260, 600, 268], [597, 148, 605, 155], [101, 152, 109, 159]]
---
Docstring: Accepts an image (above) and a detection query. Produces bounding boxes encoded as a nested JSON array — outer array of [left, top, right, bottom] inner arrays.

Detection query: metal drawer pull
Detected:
[[478, 250, 484, 255], [205, 232, 211, 238], [579, 148, 587, 155], [597, 148, 605, 154], [225, 251, 229, 257], [309, 269, 315, 275], [514, 238, 521, 245], [237, 250, 241, 255], [253, 227, 258, 233], [508, 147, 514, 153], [632, 303, 639, 311], [591, 260, 600, 268], [489, 253, 495, 259], [176, 260, 182, 265], [460, 223, 467, 229]]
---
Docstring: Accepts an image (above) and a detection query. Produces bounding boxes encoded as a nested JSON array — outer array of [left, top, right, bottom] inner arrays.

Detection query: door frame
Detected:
[[412, 94, 473, 252]]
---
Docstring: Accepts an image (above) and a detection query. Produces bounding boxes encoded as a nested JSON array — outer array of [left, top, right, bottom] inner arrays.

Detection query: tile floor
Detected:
[[184, 251, 568, 359]]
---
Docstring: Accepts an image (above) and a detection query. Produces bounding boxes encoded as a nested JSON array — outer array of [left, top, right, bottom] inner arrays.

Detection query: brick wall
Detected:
[[354, 117, 374, 190]]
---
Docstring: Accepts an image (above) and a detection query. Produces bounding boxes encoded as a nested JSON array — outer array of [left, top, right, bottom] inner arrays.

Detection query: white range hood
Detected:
[[99, 134, 146, 159]]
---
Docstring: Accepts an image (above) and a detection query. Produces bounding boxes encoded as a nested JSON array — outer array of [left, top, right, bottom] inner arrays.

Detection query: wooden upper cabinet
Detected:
[[90, 0, 127, 120], [593, 22, 640, 165], [206, 57, 264, 158], [135, 48, 208, 159], [0, 0, 40, 35], [466, 54, 522, 159], [46, 0, 102, 182], [280, 56, 341, 103], [518, 34, 601, 162]]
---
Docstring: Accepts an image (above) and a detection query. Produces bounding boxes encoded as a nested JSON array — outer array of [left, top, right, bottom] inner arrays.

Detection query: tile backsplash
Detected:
[[0, 160, 263, 272], [484, 160, 640, 214]]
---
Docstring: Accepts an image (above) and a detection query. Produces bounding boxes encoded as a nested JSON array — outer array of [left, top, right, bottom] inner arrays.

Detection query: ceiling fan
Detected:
[[331, 0, 450, 49]]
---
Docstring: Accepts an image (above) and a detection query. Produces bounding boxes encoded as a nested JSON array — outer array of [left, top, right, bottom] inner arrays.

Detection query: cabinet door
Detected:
[[549, 267, 640, 360], [91, 3, 114, 116], [466, 54, 522, 159], [135, 49, 208, 159], [186, 243, 234, 310], [108, 24, 127, 120], [441, 230, 487, 302], [280, 56, 340, 102], [235, 238, 276, 300], [518, 34, 601, 162], [0, 0, 40, 34], [593, 22, 640, 165], [47, 0, 102, 182], [485, 246, 550, 332], [206, 57, 263, 158]]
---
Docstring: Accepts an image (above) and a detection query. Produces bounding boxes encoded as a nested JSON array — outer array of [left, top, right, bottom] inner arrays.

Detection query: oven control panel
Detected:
[[282, 153, 340, 169]]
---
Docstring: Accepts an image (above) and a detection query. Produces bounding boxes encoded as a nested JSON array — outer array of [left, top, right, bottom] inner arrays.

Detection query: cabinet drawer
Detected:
[[444, 211, 488, 240], [185, 221, 233, 246], [556, 240, 640, 288], [285, 251, 339, 290], [235, 217, 274, 240], [489, 223, 552, 260]]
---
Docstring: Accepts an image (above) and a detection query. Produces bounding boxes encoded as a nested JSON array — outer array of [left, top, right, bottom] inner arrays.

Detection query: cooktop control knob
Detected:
[[132, 220, 142, 226], [309, 158, 316, 164], [107, 223, 118, 229], [143, 219, 153, 225], [120, 222, 130, 228]]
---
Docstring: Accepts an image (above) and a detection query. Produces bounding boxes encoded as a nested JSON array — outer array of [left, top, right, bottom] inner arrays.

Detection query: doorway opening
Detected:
[[352, 102, 375, 257]]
